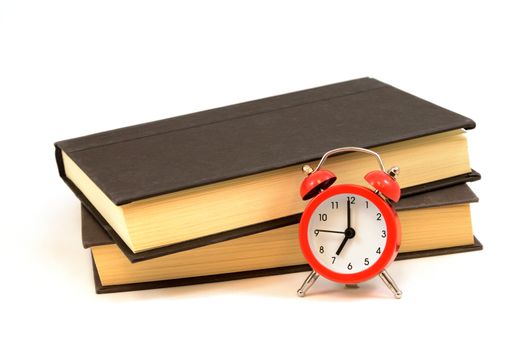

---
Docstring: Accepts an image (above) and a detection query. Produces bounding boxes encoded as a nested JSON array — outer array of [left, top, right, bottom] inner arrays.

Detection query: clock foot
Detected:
[[345, 284, 359, 289], [297, 271, 319, 297], [379, 270, 402, 299]]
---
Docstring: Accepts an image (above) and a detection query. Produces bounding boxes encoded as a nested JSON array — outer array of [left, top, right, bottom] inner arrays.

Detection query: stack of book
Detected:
[[55, 78, 482, 293]]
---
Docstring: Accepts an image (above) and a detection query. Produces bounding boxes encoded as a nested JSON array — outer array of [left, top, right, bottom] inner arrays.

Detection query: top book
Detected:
[[55, 78, 475, 253]]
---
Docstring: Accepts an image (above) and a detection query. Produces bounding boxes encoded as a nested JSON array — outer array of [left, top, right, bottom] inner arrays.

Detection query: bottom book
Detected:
[[84, 184, 482, 294], [92, 239, 482, 294]]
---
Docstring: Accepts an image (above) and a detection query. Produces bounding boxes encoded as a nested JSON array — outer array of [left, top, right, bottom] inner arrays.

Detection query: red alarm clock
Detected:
[[296, 147, 403, 298]]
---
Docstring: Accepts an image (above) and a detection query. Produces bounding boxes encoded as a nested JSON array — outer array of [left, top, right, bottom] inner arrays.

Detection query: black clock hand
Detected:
[[347, 197, 351, 229], [337, 198, 356, 255], [314, 229, 346, 235], [335, 236, 349, 256]]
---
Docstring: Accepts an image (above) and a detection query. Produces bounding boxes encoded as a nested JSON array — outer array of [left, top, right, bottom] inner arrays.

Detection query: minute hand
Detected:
[[347, 197, 351, 229], [314, 229, 346, 234]]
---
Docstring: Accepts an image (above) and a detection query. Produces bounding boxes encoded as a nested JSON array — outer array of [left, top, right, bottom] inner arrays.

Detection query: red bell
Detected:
[[364, 170, 401, 202], [300, 169, 337, 200]]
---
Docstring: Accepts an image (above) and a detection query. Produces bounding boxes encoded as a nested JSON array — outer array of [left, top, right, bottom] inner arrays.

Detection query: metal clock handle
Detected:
[[312, 147, 386, 173]]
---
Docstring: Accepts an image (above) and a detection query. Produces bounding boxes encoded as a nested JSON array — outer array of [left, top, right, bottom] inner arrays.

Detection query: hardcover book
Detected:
[[88, 170, 480, 263], [84, 184, 482, 293], [56, 77, 476, 254]]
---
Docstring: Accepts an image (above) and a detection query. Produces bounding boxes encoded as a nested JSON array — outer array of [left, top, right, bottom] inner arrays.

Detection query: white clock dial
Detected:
[[307, 193, 387, 274]]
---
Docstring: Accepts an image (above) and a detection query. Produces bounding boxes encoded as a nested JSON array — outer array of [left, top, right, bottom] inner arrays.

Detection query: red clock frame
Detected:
[[298, 184, 401, 284]]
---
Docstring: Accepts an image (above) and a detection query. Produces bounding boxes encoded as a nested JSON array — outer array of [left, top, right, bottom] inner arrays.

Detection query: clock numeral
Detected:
[[318, 213, 328, 221], [381, 230, 386, 238], [376, 247, 381, 254], [365, 200, 369, 208], [331, 256, 336, 264], [314, 230, 319, 236], [376, 213, 382, 221], [347, 263, 353, 270], [319, 246, 324, 254], [364, 258, 370, 266], [347, 196, 356, 204], [330, 201, 338, 209]]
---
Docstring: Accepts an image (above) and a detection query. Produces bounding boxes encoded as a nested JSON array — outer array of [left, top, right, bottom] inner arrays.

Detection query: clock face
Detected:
[[307, 193, 387, 274], [299, 184, 400, 283]]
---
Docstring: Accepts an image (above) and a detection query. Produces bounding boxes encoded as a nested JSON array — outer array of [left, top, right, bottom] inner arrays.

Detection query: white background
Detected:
[[1, 1, 524, 349]]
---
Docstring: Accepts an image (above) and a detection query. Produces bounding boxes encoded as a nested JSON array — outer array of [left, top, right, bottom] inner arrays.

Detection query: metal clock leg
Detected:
[[297, 271, 319, 297], [379, 270, 402, 299]]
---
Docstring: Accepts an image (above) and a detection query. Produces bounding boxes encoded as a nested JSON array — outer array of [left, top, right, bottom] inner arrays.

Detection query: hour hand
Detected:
[[314, 229, 346, 236], [335, 236, 349, 255]]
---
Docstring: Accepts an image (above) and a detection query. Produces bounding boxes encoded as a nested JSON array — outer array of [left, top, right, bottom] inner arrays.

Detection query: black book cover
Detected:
[[56, 77, 476, 206]]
